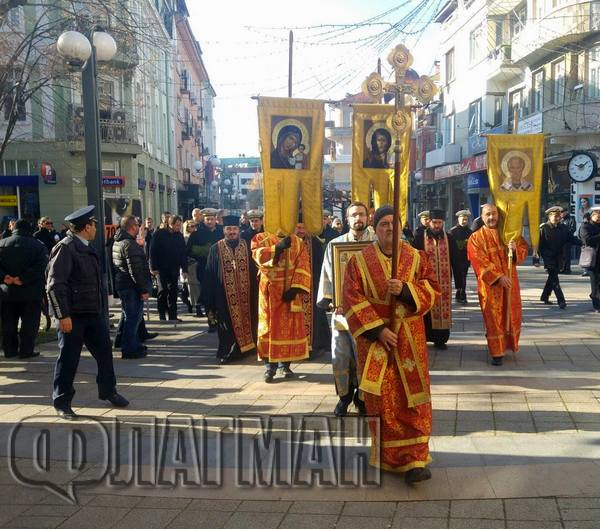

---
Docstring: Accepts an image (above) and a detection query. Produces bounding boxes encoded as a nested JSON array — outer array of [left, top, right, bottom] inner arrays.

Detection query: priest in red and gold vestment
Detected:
[[467, 204, 528, 366], [251, 231, 311, 382], [343, 205, 440, 484]]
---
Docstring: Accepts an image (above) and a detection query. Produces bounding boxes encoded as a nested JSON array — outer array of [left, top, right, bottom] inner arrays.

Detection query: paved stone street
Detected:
[[2, 265, 600, 528]]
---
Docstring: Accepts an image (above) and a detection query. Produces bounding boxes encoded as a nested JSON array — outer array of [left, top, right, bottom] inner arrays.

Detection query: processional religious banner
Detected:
[[487, 134, 545, 252], [352, 104, 411, 217], [257, 97, 324, 236]]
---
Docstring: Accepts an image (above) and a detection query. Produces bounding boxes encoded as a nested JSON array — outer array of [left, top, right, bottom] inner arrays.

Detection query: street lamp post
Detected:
[[57, 27, 117, 313]]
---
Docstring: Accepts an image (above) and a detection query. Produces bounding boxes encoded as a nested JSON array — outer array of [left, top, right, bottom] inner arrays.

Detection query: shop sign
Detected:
[[40, 162, 56, 184], [0, 195, 18, 207], [467, 171, 489, 190], [102, 176, 125, 187], [434, 154, 487, 180]]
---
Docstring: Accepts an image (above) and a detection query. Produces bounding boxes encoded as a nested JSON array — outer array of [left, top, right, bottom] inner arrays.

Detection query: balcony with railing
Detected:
[[511, 1, 600, 64]]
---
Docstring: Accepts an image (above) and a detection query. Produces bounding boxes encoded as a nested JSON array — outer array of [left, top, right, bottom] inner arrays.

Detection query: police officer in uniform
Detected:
[[539, 206, 580, 309], [46, 206, 129, 420], [414, 211, 430, 239], [241, 209, 264, 244]]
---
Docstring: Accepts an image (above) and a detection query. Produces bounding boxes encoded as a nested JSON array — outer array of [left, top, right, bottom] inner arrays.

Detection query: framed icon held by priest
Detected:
[[331, 241, 373, 307]]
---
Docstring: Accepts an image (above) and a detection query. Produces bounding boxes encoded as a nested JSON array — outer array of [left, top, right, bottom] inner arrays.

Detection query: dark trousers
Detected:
[[561, 244, 572, 273], [114, 318, 149, 348], [53, 314, 116, 407], [589, 269, 600, 310], [116, 288, 144, 356], [156, 269, 179, 319], [453, 262, 469, 301], [1, 299, 41, 358], [541, 268, 565, 304]]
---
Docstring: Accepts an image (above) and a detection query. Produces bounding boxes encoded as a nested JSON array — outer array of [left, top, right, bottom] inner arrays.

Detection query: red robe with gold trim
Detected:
[[252, 232, 311, 363], [467, 226, 528, 358], [343, 241, 440, 473]]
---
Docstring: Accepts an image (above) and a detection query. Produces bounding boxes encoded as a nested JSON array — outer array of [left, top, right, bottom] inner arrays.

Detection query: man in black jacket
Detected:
[[46, 205, 128, 420], [539, 207, 580, 309], [560, 209, 577, 274], [112, 216, 151, 358], [579, 207, 600, 312], [150, 214, 188, 321], [33, 216, 61, 254], [0, 219, 48, 359], [449, 209, 473, 303]]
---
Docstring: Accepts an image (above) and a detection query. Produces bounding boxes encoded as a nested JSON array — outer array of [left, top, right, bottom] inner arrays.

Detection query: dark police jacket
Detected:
[[46, 232, 102, 318], [539, 222, 580, 271], [579, 221, 600, 272], [112, 228, 151, 294], [0, 229, 48, 302]]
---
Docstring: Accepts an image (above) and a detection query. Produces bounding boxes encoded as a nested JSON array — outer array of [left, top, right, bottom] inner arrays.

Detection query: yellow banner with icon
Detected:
[[257, 96, 324, 236], [487, 134, 544, 252], [352, 104, 411, 220]]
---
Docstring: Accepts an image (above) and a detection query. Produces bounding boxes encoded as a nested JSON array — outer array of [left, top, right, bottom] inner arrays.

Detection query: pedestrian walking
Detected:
[[0, 219, 48, 359], [467, 204, 528, 366], [449, 209, 473, 303], [579, 207, 600, 312], [560, 208, 577, 274], [539, 206, 580, 309], [343, 205, 440, 483], [413, 209, 458, 349], [112, 216, 151, 358], [46, 205, 129, 420], [202, 215, 258, 364], [182, 220, 199, 314], [150, 214, 188, 321], [317, 201, 375, 417]]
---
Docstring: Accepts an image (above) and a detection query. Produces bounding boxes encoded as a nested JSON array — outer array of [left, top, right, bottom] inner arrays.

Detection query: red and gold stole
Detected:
[[424, 233, 452, 330], [348, 242, 431, 407], [300, 236, 314, 348], [217, 239, 255, 352]]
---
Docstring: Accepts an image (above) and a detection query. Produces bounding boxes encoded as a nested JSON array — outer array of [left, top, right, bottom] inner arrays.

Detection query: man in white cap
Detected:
[[449, 209, 473, 303]]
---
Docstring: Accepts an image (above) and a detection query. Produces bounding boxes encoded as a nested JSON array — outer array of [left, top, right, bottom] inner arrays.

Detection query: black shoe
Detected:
[[4, 352, 18, 358], [142, 332, 159, 341], [19, 351, 40, 359], [280, 366, 295, 379], [491, 356, 503, 366], [207, 325, 217, 333], [196, 308, 205, 317], [540, 298, 553, 305], [101, 393, 129, 407], [263, 370, 275, 383], [169, 317, 183, 323], [434, 342, 447, 350], [159, 314, 167, 321], [353, 393, 366, 416], [122, 350, 147, 359], [559, 302, 567, 310], [55, 405, 78, 420], [405, 467, 432, 484], [334, 399, 349, 417]]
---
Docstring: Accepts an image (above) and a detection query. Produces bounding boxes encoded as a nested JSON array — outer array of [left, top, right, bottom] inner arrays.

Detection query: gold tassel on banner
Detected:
[[257, 96, 324, 236], [351, 104, 411, 216], [486, 134, 545, 255]]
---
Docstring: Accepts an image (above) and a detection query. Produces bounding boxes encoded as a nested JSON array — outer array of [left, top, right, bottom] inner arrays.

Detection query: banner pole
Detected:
[[506, 107, 519, 332]]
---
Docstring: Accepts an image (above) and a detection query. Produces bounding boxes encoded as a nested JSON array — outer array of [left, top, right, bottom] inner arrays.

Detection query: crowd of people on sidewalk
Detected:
[[1, 200, 600, 482]]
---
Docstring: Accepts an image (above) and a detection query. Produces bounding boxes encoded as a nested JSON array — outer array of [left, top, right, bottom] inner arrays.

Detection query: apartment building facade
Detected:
[[418, 0, 600, 227]]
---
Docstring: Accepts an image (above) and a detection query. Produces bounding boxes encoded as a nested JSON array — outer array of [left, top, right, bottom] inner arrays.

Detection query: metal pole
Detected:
[[288, 30, 293, 98], [82, 35, 109, 315]]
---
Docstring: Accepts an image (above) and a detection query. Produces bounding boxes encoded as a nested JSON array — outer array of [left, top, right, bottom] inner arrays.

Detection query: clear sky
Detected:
[[187, 1, 442, 158]]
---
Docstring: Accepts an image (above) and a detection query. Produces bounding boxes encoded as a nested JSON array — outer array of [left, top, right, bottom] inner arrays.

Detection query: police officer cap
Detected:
[[246, 209, 263, 219], [417, 210, 430, 218], [200, 208, 218, 217], [323, 209, 333, 217], [590, 206, 600, 213], [455, 209, 472, 217], [64, 205, 97, 228], [545, 206, 563, 215]]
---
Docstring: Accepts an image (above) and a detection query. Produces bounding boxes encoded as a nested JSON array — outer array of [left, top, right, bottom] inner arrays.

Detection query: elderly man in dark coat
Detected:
[[0, 219, 48, 359]]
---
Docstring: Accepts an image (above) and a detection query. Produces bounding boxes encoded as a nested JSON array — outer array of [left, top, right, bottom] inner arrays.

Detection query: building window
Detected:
[[469, 23, 485, 64], [509, 89, 524, 130], [590, 47, 600, 98], [445, 48, 455, 83], [468, 99, 482, 136], [510, 3, 527, 38], [443, 113, 455, 144], [552, 59, 565, 105], [493, 96, 503, 126], [531, 69, 544, 112]]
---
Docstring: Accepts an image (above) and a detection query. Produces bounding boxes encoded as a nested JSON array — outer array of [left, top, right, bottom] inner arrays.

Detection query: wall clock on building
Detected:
[[568, 151, 597, 183]]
